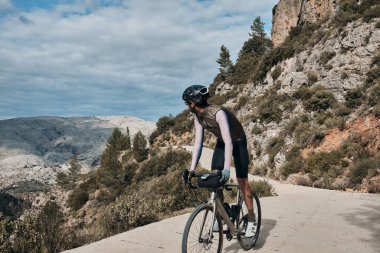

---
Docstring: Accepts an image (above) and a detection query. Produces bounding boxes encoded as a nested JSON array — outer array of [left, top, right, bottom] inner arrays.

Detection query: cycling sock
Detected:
[[248, 209, 255, 222]]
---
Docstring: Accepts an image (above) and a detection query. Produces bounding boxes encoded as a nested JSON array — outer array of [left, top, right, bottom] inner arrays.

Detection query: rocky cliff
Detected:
[[272, 0, 337, 47]]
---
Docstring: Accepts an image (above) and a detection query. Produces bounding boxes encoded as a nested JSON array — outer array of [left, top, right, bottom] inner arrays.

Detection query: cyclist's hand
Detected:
[[220, 169, 230, 183], [182, 169, 195, 184]]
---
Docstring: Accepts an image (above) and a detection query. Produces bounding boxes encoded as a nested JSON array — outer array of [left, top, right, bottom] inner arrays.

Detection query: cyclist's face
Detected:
[[186, 101, 198, 114]]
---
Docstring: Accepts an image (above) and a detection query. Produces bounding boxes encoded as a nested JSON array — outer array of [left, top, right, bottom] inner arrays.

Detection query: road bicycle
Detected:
[[182, 170, 261, 252]]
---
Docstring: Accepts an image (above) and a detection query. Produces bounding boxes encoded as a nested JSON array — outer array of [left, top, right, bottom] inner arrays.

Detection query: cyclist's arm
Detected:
[[216, 110, 232, 170], [189, 116, 204, 171]]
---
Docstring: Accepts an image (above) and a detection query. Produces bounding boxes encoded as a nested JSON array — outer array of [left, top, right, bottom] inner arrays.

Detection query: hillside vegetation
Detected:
[[150, 0, 380, 192], [1, 1, 379, 252]]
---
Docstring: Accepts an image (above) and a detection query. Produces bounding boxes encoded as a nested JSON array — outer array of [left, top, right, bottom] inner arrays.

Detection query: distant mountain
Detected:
[[0, 116, 155, 188]]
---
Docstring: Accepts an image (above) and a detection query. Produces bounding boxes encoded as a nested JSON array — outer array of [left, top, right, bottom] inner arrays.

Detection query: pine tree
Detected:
[[108, 128, 130, 152], [216, 45, 233, 79], [125, 127, 131, 150], [249, 16, 266, 38], [69, 155, 81, 175], [133, 131, 148, 162], [239, 16, 272, 58]]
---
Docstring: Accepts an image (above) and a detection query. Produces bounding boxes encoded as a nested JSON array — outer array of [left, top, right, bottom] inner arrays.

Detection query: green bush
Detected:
[[305, 151, 344, 181], [271, 65, 282, 81], [235, 96, 250, 111], [172, 109, 192, 135], [325, 116, 346, 130], [307, 72, 318, 85], [258, 100, 282, 123], [345, 88, 364, 108], [281, 157, 305, 177], [368, 84, 380, 106], [137, 149, 191, 180], [363, 4, 380, 22], [266, 136, 285, 164], [350, 158, 380, 185], [67, 188, 89, 211], [334, 104, 351, 117], [293, 85, 313, 100], [101, 193, 158, 236], [340, 72, 349, 79], [341, 133, 371, 161], [281, 146, 304, 176], [293, 122, 314, 148], [303, 89, 337, 112], [332, 0, 379, 27], [249, 180, 277, 197], [319, 51, 336, 66]]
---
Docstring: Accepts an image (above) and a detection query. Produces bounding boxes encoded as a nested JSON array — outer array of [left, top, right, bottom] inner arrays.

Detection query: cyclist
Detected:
[[182, 84, 256, 237]]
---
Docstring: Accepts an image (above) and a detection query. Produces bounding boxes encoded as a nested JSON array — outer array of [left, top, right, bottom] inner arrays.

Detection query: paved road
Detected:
[[63, 147, 380, 253]]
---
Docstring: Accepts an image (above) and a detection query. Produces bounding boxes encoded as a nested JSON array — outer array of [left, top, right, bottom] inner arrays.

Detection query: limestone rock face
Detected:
[[272, 0, 337, 47], [272, 0, 302, 47]]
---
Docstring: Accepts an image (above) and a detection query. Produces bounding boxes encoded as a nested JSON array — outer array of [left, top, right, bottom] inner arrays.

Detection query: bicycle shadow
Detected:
[[224, 219, 277, 252]]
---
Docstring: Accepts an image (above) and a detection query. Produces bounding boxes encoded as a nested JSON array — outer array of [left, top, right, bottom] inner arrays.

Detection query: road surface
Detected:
[[63, 147, 380, 253]]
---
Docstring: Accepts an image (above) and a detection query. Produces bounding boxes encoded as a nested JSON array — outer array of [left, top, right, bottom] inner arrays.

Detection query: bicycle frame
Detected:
[[205, 185, 245, 239]]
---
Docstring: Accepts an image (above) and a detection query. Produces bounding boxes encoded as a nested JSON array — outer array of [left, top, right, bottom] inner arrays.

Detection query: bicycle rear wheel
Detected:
[[182, 203, 223, 253], [237, 191, 261, 250]]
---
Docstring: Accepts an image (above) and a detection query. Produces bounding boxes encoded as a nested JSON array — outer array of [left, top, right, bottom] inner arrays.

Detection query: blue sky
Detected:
[[0, 0, 278, 122]]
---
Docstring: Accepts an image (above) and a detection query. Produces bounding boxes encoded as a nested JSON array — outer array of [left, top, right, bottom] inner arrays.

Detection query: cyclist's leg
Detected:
[[212, 139, 225, 202], [211, 138, 225, 171], [233, 138, 254, 215]]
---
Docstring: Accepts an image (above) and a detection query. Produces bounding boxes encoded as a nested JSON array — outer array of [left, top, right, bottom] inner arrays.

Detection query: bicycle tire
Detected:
[[236, 191, 261, 250], [182, 203, 223, 253]]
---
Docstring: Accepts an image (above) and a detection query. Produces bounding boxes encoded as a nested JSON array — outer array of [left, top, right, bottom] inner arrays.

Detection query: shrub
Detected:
[[271, 65, 282, 81], [293, 85, 313, 100], [101, 193, 158, 236], [249, 180, 277, 197], [305, 151, 344, 181], [341, 72, 349, 79], [341, 133, 371, 161], [303, 89, 337, 112], [307, 72, 318, 85], [363, 4, 380, 22], [235, 96, 250, 111], [252, 165, 268, 176], [312, 131, 325, 147], [319, 51, 336, 66], [258, 100, 282, 123], [345, 88, 364, 108], [334, 104, 351, 117], [325, 116, 346, 130], [266, 136, 285, 164], [251, 125, 263, 135], [293, 122, 314, 148], [368, 84, 380, 106], [67, 188, 89, 211], [350, 158, 380, 186], [281, 157, 304, 177], [172, 109, 193, 135], [137, 149, 191, 180]]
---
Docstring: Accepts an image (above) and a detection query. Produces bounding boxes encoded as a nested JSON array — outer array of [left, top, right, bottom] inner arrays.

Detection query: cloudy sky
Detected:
[[0, 0, 277, 122]]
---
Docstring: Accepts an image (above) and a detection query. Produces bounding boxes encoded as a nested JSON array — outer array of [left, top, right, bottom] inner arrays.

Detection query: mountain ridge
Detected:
[[0, 115, 155, 188]]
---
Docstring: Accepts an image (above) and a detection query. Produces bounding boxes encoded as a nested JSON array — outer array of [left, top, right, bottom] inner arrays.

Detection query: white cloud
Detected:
[[0, 0, 12, 10], [0, 0, 277, 121]]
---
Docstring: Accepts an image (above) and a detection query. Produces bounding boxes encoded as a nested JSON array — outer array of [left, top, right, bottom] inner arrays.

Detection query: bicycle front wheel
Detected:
[[237, 191, 261, 250], [182, 203, 223, 253]]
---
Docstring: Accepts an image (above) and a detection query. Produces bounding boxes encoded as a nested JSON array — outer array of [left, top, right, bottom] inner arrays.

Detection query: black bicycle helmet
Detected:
[[182, 85, 209, 106]]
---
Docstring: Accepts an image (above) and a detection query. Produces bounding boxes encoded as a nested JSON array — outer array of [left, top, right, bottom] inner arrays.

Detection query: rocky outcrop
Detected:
[[272, 0, 337, 47]]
